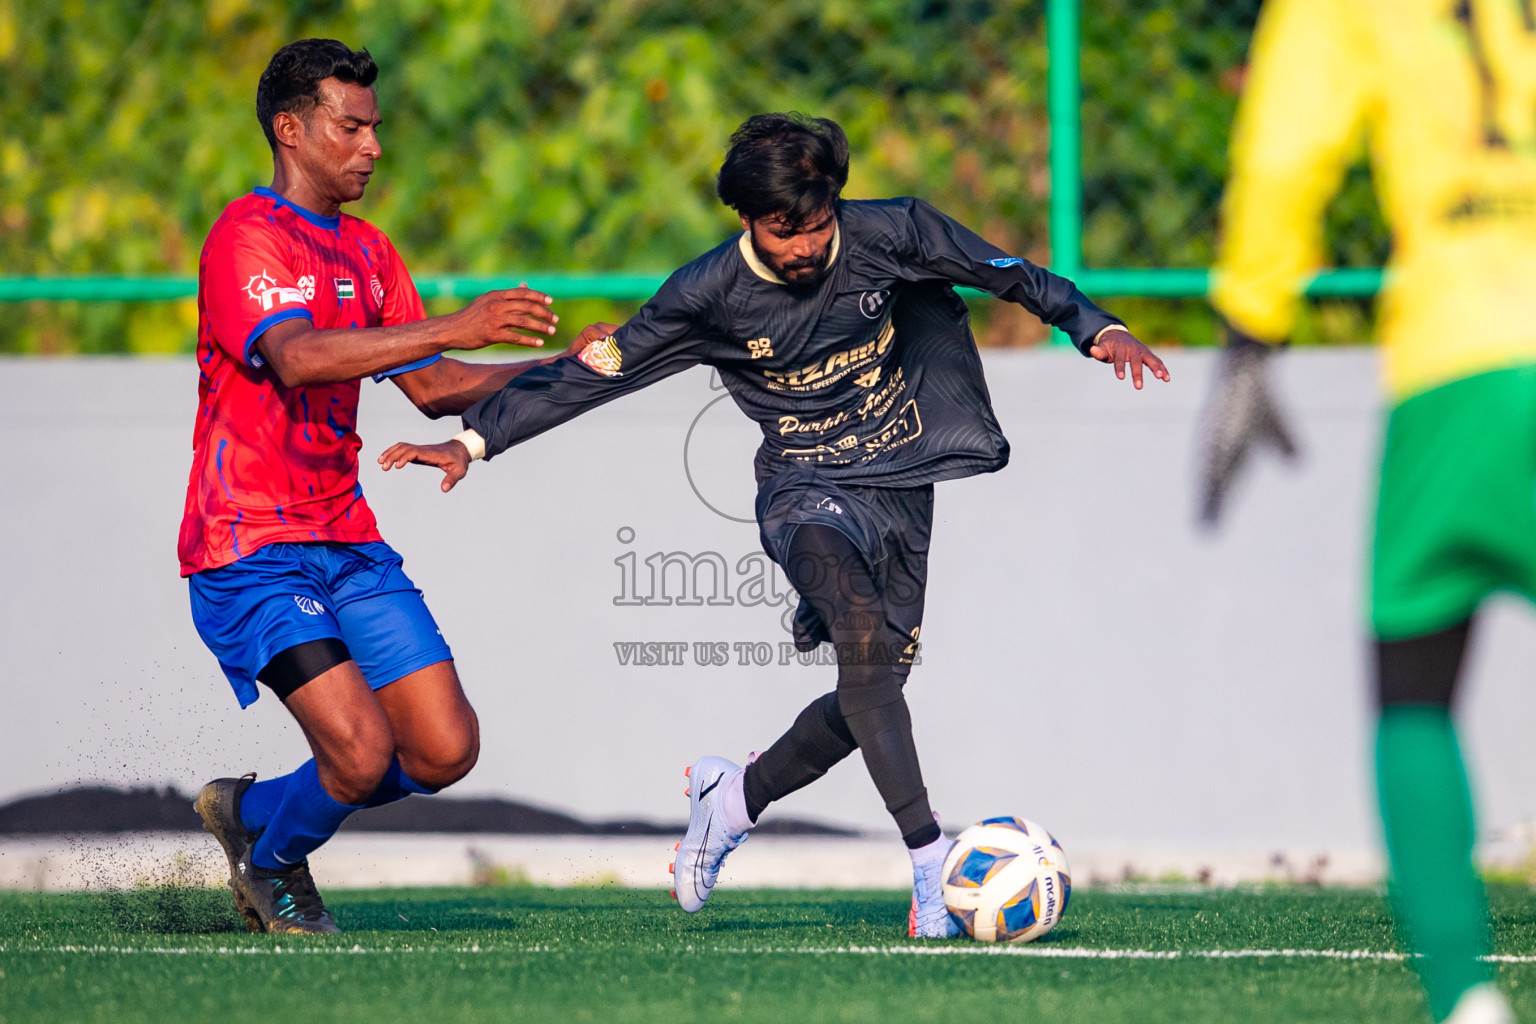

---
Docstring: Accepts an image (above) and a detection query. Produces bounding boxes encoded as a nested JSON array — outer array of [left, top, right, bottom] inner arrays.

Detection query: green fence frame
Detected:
[[0, 0, 1383, 309], [0, 274, 672, 303]]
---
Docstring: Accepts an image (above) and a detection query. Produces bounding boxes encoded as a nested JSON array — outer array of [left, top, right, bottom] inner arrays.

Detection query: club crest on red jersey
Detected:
[[244, 271, 306, 311]]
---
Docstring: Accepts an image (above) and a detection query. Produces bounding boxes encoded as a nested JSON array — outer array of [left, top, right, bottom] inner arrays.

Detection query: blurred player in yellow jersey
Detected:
[[1206, 0, 1536, 1021]]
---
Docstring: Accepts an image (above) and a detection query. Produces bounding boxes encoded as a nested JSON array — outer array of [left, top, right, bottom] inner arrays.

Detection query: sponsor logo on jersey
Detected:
[[370, 275, 385, 304], [777, 409, 849, 436], [244, 270, 307, 311], [334, 278, 355, 299], [814, 496, 845, 515], [297, 275, 316, 301], [986, 256, 1025, 268], [579, 336, 625, 377], [858, 290, 889, 318], [762, 321, 895, 390], [779, 398, 922, 464], [292, 595, 326, 616], [747, 337, 773, 359], [857, 366, 907, 419]]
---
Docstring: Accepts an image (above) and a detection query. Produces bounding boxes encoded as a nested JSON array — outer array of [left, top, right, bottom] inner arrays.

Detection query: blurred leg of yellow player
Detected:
[[1368, 368, 1536, 1020]]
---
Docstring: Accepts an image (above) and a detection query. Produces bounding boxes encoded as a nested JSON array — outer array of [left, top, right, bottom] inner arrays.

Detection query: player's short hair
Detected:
[[256, 39, 378, 151], [717, 113, 850, 229]]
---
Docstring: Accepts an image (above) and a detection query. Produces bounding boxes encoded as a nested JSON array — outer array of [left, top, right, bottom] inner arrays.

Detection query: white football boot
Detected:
[[670, 755, 750, 912], [1444, 984, 1517, 1024], [908, 823, 961, 938]]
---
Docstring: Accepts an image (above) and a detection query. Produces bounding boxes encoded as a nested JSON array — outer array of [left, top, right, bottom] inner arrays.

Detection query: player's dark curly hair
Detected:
[[717, 113, 850, 229], [256, 39, 378, 151]]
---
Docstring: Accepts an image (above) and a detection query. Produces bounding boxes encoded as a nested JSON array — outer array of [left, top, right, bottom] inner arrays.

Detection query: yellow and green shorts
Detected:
[[1373, 364, 1536, 639]]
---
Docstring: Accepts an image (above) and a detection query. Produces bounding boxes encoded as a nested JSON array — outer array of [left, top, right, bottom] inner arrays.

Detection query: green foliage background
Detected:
[[0, 0, 1386, 355]]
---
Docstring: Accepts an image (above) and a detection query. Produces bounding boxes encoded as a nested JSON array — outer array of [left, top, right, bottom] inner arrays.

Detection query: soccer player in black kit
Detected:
[[381, 114, 1170, 937]]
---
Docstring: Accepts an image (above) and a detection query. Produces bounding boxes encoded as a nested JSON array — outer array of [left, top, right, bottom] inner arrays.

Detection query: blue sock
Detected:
[[242, 758, 436, 832], [240, 771, 297, 832], [241, 758, 435, 864], [366, 758, 438, 806], [249, 759, 363, 870], [242, 758, 436, 835]]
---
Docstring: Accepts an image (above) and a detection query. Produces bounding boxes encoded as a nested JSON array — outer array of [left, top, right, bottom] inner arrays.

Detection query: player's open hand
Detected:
[[378, 440, 472, 492], [453, 284, 559, 349], [1088, 329, 1171, 389]]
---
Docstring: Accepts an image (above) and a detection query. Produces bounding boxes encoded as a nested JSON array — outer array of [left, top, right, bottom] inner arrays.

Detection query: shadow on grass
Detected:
[[1035, 927, 1078, 943]]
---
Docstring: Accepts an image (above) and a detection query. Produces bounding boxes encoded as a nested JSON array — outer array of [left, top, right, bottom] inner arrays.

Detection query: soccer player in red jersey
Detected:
[[185, 39, 578, 933]]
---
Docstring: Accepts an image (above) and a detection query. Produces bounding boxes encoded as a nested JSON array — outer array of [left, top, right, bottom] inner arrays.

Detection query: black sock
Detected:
[[743, 691, 857, 822], [903, 821, 942, 848]]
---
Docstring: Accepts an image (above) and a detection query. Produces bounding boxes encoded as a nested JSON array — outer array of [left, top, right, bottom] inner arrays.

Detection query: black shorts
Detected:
[[756, 468, 933, 672]]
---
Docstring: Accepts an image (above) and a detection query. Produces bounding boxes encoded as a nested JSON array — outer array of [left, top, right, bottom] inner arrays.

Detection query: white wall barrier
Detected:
[[5, 350, 1536, 855]]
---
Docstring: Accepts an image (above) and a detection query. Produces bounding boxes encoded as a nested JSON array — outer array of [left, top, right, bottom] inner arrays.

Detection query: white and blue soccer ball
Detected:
[[940, 817, 1071, 943]]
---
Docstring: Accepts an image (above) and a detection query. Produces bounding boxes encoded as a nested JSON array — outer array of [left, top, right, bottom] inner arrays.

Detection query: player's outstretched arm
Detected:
[[390, 327, 605, 419], [382, 263, 711, 476], [898, 199, 1171, 382], [375, 321, 628, 489], [1087, 328, 1171, 390], [256, 287, 560, 389], [378, 439, 473, 493]]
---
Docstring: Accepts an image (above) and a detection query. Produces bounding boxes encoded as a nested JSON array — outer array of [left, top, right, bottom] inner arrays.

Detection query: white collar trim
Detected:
[[738, 222, 841, 286]]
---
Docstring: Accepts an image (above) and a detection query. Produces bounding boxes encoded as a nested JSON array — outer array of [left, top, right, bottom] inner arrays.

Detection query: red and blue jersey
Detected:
[[178, 187, 438, 576]]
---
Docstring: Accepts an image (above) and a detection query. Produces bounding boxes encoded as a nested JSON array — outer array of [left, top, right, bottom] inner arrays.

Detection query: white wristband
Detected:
[[1094, 323, 1132, 345], [453, 429, 487, 462]]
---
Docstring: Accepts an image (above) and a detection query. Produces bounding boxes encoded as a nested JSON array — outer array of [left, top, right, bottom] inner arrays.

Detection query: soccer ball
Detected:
[[940, 817, 1071, 943]]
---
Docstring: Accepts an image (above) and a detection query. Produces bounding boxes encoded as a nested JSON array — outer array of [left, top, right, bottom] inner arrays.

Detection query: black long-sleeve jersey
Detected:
[[464, 198, 1124, 488]]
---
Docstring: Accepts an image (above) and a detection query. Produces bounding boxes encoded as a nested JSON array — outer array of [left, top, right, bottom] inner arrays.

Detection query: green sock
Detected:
[[1376, 706, 1493, 1021]]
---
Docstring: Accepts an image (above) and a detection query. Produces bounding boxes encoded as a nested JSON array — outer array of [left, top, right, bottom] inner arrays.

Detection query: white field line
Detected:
[[0, 944, 533, 955], [3, 942, 1536, 964], [720, 946, 1536, 964]]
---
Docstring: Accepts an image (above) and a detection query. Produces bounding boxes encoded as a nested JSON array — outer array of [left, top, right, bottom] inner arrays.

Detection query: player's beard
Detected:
[[753, 236, 833, 290]]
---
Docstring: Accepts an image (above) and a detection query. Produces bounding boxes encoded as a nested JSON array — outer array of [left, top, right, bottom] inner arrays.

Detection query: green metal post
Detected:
[[1047, 0, 1082, 345]]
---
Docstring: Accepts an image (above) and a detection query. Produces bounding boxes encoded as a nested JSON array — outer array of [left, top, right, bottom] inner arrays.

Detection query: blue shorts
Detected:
[[189, 541, 453, 708]]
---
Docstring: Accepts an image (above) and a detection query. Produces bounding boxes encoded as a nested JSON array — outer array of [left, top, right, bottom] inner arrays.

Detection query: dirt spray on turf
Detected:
[[67, 837, 242, 934], [48, 669, 279, 935]]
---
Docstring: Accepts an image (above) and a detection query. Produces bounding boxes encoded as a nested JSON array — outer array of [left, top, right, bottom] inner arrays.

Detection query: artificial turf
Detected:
[[3, 885, 1536, 1023]]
